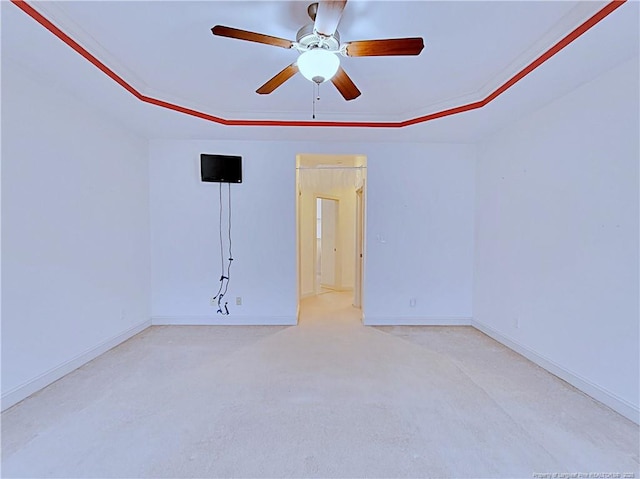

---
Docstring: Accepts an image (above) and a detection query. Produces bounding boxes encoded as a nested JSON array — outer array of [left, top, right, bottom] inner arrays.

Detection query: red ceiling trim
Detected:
[[482, 0, 627, 105], [10, 0, 627, 129], [10, 0, 141, 100]]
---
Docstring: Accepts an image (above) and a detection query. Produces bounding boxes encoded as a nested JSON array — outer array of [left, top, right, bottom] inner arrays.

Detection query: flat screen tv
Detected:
[[200, 154, 242, 183]]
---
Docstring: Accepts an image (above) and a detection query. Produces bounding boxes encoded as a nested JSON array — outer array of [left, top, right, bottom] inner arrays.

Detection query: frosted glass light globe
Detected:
[[297, 49, 340, 84]]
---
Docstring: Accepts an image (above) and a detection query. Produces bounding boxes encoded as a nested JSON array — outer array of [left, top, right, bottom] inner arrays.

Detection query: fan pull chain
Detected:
[[312, 82, 322, 119], [312, 82, 317, 119]]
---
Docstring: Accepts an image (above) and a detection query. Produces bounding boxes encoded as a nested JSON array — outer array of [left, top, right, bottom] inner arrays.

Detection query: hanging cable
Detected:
[[228, 182, 233, 261], [212, 183, 226, 307], [213, 182, 234, 315], [218, 182, 224, 274], [221, 182, 233, 299]]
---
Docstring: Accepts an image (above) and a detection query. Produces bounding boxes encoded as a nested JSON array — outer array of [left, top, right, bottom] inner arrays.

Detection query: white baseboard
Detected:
[[471, 319, 639, 425], [364, 316, 472, 326], [151, 315, 297, 326], [1, 319, 151, 412]]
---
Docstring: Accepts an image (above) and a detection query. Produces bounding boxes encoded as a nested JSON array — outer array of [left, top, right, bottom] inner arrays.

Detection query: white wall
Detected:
[[150, 140, 475, 325], [150, 140, 297, 325], [1, 60, 151, 409], [365, 143, 476, 324], [473, 57, 639, 422]]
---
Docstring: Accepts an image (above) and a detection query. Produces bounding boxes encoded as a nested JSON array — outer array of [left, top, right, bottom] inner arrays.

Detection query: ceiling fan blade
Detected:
[[331, 66, 361, 101], [345, 37, 424, 57], [314, 0, 347, 37], [212, 25, 293, 49], [256, 63, 299, 95]]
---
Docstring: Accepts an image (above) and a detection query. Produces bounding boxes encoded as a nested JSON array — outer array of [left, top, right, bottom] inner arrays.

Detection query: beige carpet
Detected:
[[2, 292, 638, 478]]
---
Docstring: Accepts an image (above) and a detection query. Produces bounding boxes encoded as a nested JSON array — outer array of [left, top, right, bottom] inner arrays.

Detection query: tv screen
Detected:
[[200, 154, 242, 183]]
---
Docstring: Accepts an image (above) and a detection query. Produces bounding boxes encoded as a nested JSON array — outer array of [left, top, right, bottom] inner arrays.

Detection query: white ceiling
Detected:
[[2, 1, 638, 142]]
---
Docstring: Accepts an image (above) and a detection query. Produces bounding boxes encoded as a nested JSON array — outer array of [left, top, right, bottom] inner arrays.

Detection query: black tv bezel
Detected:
[[200, 154, 242, 183]]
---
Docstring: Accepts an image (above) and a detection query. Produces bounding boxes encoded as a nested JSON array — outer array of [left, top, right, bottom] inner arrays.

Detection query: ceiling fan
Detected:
[[211, 0, 424, 101]]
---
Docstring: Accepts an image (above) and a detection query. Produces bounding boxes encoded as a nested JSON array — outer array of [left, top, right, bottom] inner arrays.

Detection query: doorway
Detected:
[[316, 197, 339, 294], [296, 154, 367, 322]]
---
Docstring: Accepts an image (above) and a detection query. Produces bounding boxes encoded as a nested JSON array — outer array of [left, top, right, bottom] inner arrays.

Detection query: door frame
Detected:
[[354, 184, 365, 309], [295, 154, 367, 324]]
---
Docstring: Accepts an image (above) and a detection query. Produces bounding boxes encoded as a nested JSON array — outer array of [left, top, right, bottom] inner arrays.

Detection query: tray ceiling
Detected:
[[2, 0, 638, 141]]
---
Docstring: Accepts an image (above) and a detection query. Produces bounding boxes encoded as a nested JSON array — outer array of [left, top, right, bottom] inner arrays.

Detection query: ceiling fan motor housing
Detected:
[[296, 23, 341, 52]]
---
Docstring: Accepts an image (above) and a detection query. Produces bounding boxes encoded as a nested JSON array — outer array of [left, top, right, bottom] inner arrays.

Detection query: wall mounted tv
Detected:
[[200, 154, 242, 183]]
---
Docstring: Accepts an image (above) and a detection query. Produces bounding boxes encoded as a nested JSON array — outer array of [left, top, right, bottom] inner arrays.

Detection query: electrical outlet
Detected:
[[409, 298, 417, 307], [236, 297, 242, 306]]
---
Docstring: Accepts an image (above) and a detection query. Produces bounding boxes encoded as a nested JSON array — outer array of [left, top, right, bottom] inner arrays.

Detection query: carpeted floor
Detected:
[[2, 291, 638, 478]]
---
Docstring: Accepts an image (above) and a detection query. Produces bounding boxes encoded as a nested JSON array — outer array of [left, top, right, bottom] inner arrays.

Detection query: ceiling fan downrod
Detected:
[[307, 2, 319, 21]]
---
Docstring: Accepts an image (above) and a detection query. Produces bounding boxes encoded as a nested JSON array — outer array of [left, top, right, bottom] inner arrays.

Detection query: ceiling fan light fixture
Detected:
[[297, 48, 340, 84]]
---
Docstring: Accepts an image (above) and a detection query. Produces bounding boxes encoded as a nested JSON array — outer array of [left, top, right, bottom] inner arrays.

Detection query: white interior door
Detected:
[[320, 198, 338, 288]]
